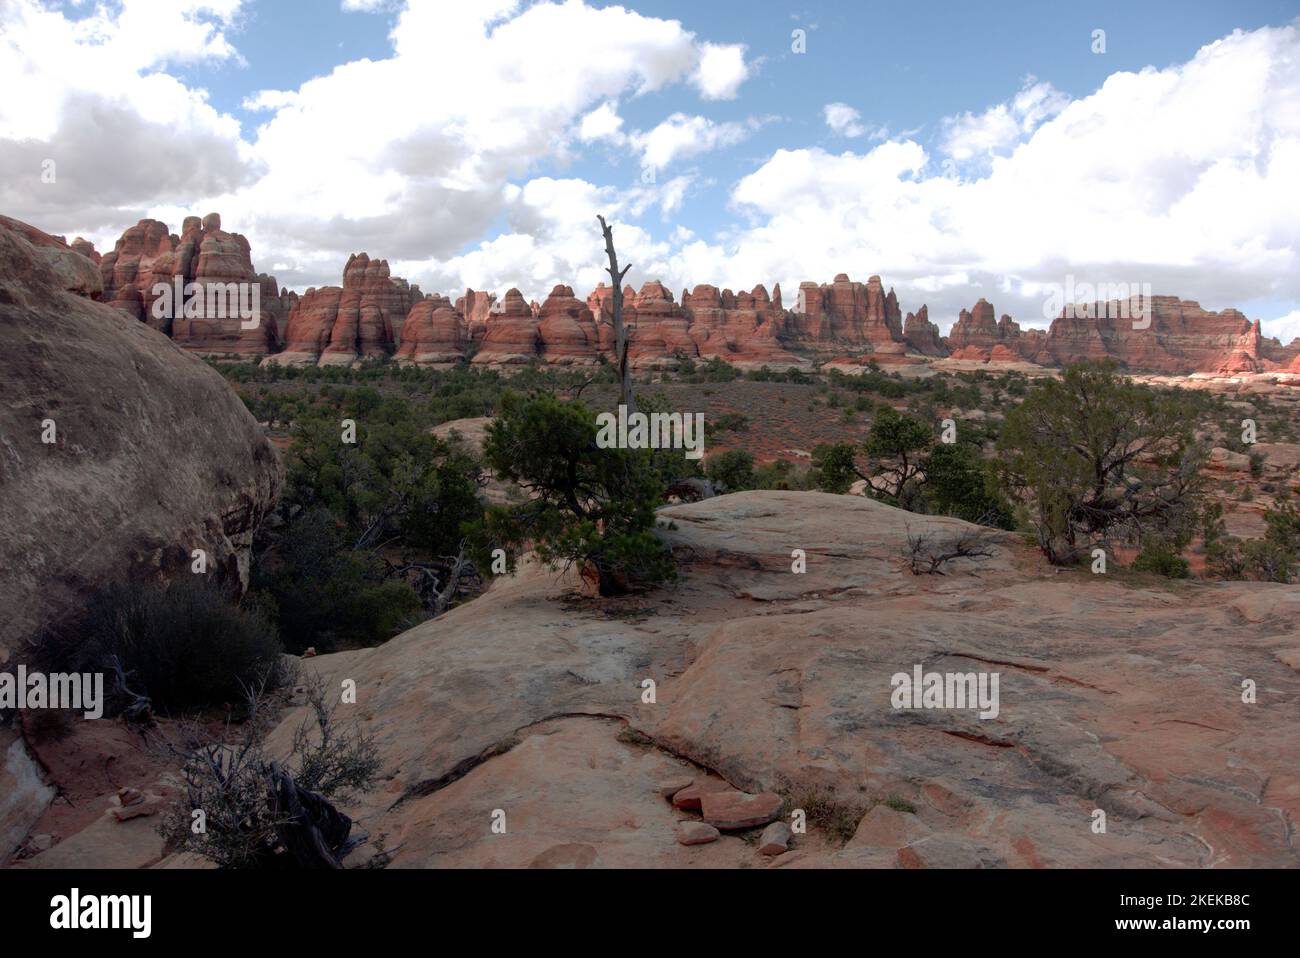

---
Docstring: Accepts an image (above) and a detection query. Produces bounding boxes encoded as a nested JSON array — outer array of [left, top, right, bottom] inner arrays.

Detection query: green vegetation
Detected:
[[474, 392, 675, 596], [248, 386, 487, 653], [813, 404, 1013, 528], [705, 449, 756, 491], [52, 578, 286, 713], [997, 361, 1207, 564]]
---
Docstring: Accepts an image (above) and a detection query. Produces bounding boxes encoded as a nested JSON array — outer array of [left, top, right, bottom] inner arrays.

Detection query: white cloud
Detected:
[[940, 78, 1069, 162], [413, 176, 675, 298], [664, 26, 1300, 339], [693, 42, 751, 100], [631, 112, 761, 171], [1267, 309, 1300, 344], [578, 101, 625, 144], [823, 102, 867, 138], [4, 1, 1296, 345], [2, 0, 756, 291], [0, 0, 253, 233]]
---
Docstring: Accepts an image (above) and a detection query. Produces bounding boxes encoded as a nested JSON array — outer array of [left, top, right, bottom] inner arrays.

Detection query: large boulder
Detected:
[[0, 215, 283, 655]]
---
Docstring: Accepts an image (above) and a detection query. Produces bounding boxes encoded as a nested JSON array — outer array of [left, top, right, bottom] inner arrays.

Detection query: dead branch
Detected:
[[904, 526, 997, 575]]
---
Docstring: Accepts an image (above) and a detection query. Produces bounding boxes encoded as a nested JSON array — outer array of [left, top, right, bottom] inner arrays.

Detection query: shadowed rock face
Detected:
[[0, 215, 283, 655], [904, 305, 948, 357], [268, 490, 1300, 869]]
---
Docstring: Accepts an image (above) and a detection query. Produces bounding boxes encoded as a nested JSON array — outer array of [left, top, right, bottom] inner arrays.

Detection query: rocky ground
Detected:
[[243, 491, 1299, 870], [8, 490, 1299, 870]]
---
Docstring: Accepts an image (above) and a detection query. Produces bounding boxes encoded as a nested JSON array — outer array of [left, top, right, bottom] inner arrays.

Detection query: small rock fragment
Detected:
[[675, 821, 720, 846], [758, 821, 792, 855]]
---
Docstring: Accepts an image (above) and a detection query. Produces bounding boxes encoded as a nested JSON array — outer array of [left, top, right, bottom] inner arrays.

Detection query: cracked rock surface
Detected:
[[267, 491, 1300, 868]]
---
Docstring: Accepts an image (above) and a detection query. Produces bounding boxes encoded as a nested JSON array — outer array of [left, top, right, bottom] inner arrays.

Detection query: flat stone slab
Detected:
[[700, 790, 783, 830], [670, 777, 734, 811]]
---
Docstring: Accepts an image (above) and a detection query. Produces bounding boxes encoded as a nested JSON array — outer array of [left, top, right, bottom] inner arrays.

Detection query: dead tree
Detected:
[[597, 214, 636, 414], [268, 762, 355, 869]]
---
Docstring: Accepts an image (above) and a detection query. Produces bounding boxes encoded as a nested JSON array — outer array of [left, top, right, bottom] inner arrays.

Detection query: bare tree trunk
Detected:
[[597, 214, 636, 414]]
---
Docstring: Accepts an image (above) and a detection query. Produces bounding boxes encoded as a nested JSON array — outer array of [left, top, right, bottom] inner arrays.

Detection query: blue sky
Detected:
[[3, 0, 1300, 338]]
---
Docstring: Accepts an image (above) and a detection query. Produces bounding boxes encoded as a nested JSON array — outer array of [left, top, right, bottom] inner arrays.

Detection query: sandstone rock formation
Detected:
[[945, 295, 1299, 373], [683, 283, 803, 368], [0, 215, 102, 298], [262, 491, 1300, 869], [947, 299, 1027, 362], [0, 215, 283, 655], [903, 305, 948, 357], [394, 294, 464, 367], [537, 285, 600, 365], [457, 289, 496, 345], [471, 288, 540, 365], [790, 274, 908, 356], [270, 253, 421, 366], [82, 214, 1300, 373], [69, 237, 100, 264], [99, 213, 292, 357]]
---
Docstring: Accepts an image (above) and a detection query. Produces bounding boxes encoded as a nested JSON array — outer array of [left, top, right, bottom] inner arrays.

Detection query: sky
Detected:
[[2, 0, 1300, 340]]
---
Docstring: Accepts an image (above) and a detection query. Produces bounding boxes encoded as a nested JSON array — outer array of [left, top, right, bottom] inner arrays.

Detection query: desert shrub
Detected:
[[751, 458, 816, 491], [71, 578, 285, 713], [250, 510, 423, 654], [705, 449, 756, 491], [997, 361, 1207, 564], [251, 391, 486, 651], [864, 405, 932, 503], [706, 412, 750, 435], [158, 681, 379, 869], [783, 786, 869, 845], [919, 442, 1015, 529], [473, 392, 674, 596], [637, 392, 706, 487], [813, 442, 861, 494], [903, 526, 997, 575], [1130, 542, 1191, 578], [284, 403, 483, 556]]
